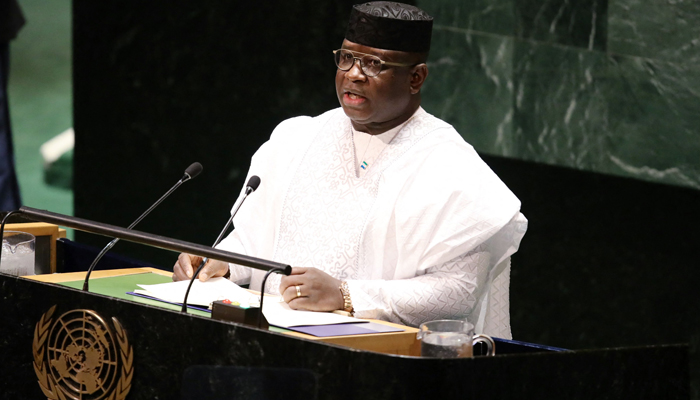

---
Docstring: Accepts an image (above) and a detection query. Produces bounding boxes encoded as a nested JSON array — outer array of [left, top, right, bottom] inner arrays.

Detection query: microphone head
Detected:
[[184, 162, 203, 180], [247, 175, 261, 192]]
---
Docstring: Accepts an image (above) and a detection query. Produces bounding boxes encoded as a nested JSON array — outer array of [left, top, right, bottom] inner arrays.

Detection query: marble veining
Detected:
[[418, 0, 515, 36], [422, 28, 515, 155], [512, 40, 611, 169], [609, 155, 700, 189], [609, 0, 700, 64], [515, 0, 608, 51], [509, 40, 700, 188], [416, 0, 700, 191]]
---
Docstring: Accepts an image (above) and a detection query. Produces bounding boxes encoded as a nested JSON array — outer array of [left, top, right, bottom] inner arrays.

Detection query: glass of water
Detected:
[[1, 231, 36, 276], [417, 320, 495, 358]]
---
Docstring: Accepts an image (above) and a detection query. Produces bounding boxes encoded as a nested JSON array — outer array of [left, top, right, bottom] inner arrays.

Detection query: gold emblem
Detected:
[[33, 305, 133, 400]]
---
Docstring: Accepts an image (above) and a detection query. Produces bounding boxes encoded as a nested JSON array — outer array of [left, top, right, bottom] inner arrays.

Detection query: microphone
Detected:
[[82, 162, 203, 291], [181, 175, 261, 313]]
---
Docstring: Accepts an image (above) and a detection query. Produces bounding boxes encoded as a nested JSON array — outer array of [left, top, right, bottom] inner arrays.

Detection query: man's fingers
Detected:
[[282, 285, 314, 311], [290, 266, 308, 275], [288, 296, 340, 312], [172, 266, 184, 282], [198, 259, 229, 282], [279, 274, 306, 295], [173, 254, 193, 281], [281, 283, 306, 303], [173, 254, 229, 282], [280, 267, 344, 312], [181, 253, 198, 277], [286, 296, 317, 312]]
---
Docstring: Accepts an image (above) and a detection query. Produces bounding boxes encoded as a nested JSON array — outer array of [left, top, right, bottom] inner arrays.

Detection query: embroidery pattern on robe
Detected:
[[265, 110, 446, 293]]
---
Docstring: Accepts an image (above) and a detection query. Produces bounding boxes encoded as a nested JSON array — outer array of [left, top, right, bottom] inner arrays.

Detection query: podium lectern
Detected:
[[0, 269, 689, 399], [0, 216, 690, 399]]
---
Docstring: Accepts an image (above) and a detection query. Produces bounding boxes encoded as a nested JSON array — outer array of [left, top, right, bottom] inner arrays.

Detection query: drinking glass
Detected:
[[417, 319, 495, 358], [1, 231, 36, 276]]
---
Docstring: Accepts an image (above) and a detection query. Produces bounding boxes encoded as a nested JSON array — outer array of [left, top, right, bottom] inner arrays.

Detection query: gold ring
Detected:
[[295, 285, 302, 298]]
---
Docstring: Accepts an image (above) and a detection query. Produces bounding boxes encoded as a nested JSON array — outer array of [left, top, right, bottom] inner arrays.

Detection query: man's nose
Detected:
[[345, 58, 367, 81]]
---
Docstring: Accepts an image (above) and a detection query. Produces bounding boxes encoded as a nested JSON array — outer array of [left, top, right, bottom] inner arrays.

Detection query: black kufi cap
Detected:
[[345, 2, 433, 53]]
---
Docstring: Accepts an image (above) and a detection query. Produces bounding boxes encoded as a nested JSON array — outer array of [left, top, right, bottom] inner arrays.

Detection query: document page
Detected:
[[136, 277, 259, 307], [261, 298, 360, 328], [135, 278, 361, 327]]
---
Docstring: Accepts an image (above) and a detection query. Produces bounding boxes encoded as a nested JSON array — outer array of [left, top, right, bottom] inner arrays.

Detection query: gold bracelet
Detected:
[[339, 281, 354, 316]]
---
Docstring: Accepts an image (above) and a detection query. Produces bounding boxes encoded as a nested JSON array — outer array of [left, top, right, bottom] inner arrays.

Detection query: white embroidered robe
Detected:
[[217, 108, 527, 338]]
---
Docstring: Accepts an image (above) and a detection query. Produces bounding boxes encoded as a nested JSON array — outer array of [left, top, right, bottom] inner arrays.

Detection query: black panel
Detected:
[[181, 366, 318, 400], [73, 0, 357, 267], [483, 154, 700, 395], [483, 154, 699, 348], [0, 275, 690, 399]]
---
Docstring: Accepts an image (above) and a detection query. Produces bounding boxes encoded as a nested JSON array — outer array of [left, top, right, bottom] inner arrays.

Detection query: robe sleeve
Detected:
[[346, 245, 491, 328], [213, 113, 322, 287], [215, 231, 253, 286]]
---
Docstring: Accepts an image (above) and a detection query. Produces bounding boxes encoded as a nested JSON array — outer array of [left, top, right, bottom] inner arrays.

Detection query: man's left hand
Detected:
[[279, 267, 344, 312]]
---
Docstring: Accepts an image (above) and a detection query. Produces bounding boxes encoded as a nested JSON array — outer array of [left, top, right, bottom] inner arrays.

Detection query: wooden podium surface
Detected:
[[4, 222, 66, 273], [26, 267, 421, 356]]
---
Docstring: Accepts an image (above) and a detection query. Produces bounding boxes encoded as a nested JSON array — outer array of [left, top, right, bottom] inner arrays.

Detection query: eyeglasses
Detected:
[[333, 49, 416, 77]]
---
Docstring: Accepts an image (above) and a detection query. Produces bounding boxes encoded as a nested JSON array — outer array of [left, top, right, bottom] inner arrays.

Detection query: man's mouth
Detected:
[[343, 91, 367, 105]]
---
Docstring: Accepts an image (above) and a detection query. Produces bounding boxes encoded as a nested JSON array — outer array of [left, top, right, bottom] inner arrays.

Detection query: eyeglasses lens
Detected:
[[334, 50, 381, 77]]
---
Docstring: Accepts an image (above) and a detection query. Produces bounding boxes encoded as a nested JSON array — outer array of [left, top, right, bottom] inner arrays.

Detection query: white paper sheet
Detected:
[[261, 297, 359, 328], [136, 277, 259, 307], [135, 278, 358, 327]]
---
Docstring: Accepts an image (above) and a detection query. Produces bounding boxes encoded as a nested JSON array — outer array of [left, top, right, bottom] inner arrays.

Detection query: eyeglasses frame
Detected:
[[332, 49, 417, 77]]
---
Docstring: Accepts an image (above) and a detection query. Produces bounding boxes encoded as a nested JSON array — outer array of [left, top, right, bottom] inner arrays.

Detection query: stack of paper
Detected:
[[135, 277, 259, 308], [133, 278, 360, 328], [261, 298, 359, 328]]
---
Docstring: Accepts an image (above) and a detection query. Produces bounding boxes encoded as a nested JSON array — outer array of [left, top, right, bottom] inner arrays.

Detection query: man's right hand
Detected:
[[172, 253, 229, 282]]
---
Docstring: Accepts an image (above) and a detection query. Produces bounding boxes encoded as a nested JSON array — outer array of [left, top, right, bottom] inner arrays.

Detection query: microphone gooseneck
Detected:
[[181, 175, 261, 313], [258, 267, 288, 328], [82, 162, 203, 291]]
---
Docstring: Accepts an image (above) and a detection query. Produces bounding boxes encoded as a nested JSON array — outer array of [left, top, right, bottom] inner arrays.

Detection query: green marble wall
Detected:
[[418, 0, 700, 190]]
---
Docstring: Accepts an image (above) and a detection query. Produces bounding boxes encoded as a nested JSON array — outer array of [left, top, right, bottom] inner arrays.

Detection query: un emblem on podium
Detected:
[[32, 305, 134, 400]]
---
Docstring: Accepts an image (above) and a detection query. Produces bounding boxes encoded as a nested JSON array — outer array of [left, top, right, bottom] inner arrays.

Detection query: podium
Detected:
[[0, 270, 689, 399], [0, 219, 690, 398]]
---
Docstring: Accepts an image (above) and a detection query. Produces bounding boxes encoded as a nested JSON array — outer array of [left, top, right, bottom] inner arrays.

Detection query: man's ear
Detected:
[[409, 64, 428, 94]]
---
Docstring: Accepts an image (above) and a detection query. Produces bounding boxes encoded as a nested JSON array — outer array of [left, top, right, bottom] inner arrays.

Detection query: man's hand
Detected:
[[172, 253, 229, 282], [279, 267, 344, 312]]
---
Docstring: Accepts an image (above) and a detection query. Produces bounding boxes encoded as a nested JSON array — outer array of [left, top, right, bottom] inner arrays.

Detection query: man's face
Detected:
[[335, 39, 417, 134]]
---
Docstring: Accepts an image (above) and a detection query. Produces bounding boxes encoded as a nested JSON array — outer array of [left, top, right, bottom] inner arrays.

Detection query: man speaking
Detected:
[[173, 2, 527, 338]]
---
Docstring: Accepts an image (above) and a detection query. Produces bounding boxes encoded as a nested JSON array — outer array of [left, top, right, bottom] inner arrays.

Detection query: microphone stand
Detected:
[[82, 162, 203, 291], [258, 268, 287, 328], [181, 176, 260, 313]]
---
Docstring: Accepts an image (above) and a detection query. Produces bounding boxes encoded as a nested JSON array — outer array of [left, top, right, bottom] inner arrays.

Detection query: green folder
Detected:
[[58, 272, 211, 317], [57, 272, 288, 332]]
